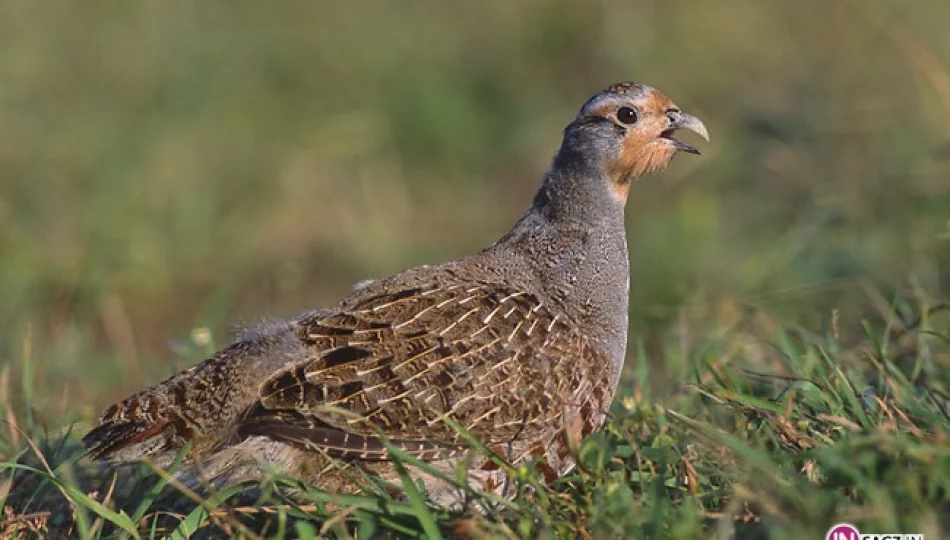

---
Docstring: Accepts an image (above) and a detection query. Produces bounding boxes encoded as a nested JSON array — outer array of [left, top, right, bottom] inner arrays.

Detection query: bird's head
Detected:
[[558, 82, 709, 202]]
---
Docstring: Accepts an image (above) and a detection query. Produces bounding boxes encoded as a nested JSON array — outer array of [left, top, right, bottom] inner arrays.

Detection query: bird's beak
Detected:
[[663, 110, 709, 155]]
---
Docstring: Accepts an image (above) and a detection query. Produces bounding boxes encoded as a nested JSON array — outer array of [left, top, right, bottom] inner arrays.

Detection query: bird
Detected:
[[82, 81, 708, 503]]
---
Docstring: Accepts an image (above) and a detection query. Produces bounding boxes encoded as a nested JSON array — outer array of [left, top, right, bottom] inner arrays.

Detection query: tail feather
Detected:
[[82, 417, 180, 466], [83, 320, 304, 466]]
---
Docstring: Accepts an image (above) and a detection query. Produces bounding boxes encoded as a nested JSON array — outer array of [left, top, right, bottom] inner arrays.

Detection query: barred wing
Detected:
[[246, 279, 612, 460]]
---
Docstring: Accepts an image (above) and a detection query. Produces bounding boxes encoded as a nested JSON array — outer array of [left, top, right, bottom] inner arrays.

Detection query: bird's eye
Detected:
[[616, 106, 638, 125]]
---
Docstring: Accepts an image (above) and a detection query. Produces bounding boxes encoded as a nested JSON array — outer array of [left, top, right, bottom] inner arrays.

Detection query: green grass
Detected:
[[2, 300, 947, 538]]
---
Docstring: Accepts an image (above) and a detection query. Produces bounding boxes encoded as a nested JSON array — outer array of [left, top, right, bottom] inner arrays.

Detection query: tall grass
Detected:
[[1, 302, 947, 537]]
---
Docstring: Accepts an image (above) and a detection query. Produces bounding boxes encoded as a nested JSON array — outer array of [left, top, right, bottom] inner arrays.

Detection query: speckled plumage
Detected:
[[83, 82, 707, 503]]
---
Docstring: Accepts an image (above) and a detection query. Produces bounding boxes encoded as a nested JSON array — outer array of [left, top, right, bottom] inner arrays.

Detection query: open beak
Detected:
[[662, 110, 709, 155]]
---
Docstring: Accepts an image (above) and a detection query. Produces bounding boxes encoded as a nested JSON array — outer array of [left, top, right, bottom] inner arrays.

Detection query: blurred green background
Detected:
[[1, 0, 948, 418]]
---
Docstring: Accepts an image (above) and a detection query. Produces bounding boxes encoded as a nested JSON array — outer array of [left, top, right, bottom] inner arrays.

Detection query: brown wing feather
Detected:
[[238, 408, 467, 461], [246, 276, 612, 461]]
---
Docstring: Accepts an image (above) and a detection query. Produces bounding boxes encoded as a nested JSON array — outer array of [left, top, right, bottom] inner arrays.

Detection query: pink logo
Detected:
[[826, 523, 860, 540]]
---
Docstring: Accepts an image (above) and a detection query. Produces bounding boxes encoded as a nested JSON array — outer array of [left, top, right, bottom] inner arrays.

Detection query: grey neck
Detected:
[[489, 157, 630, 372]]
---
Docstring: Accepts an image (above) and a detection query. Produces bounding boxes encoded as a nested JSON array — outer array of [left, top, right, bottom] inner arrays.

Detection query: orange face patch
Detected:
[[606, 140, 677, 201], [640, 89, 677, 116], [603, 90, 680, 201], [606, 132, 677, 199]]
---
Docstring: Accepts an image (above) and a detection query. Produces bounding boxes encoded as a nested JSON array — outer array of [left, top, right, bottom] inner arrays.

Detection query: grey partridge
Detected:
[[83, 82, 708, 503]]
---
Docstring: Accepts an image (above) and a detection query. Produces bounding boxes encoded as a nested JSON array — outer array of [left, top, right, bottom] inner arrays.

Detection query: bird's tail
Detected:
[[82, 320, 304, 466]]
